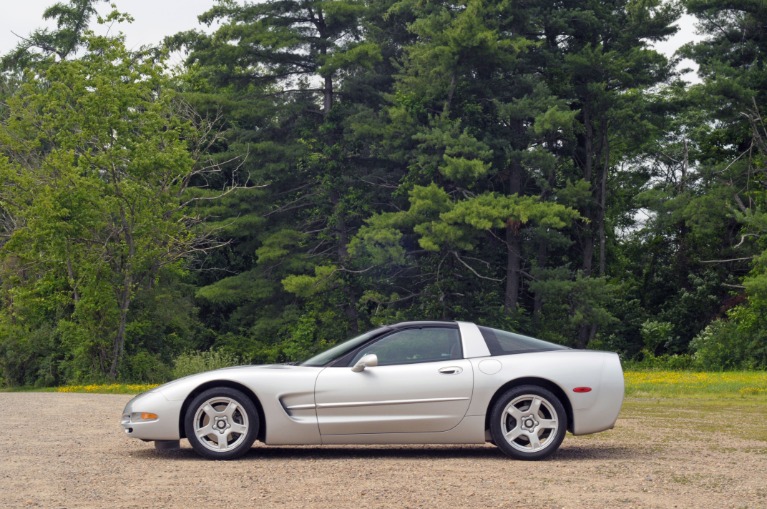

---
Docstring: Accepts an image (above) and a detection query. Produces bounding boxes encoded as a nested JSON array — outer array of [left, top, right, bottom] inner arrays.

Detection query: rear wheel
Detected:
[[184, 387, 258, 460], [490, 385, 566, 460]]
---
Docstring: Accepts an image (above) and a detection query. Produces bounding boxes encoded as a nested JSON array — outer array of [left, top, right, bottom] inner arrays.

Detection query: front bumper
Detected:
[[121, 390, 184, 441]]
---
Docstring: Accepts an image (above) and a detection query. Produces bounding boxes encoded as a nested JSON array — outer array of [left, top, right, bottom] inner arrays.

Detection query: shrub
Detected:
[[690, 315, 767, 370], [640, 320, 676, 355], [0, 322, 60, 387], [172, 349, 242, 379], [623, 351, 696, 371], [124, 351, 172, 383]]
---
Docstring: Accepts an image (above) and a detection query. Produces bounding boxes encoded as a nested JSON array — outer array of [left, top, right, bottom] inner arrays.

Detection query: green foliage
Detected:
[[528, 270, 618, 346], [348, 225, 407, 267], [0, 33, 210, 383], [641, 320, 676, 355], [0, 322, 59, 387], [691, 311, 767, 371], [623, 353, 696, 372], [282, 265, 340, 298], [196, 271, 275, 306], [4, 0, 767, 386], [172, 349, 241, 379], [0, 0, 112, 71], [278, 312, 337, 362], [352, 184, 579, 263], [124, 352, 172, 384]]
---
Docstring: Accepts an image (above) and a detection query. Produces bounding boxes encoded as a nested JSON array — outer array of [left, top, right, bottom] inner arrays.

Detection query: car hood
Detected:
[[151, 363, 317, 401]]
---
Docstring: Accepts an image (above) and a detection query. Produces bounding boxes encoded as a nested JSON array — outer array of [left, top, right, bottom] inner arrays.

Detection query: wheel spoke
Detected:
[[528, 397, 542, 416], [223, 401, 239, 419], [528, 431, 542, 450], [538, 418, 558, 430], [505, 405, 523, 420], [196, 423, 214, 439], [217, 431, 230, 450], [504, 427, 523, 441], [230, 422, 248, 435], [201, 403, 217, 419]]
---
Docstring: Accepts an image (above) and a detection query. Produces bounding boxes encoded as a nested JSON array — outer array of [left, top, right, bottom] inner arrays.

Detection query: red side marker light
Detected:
[[572, 387, 592, 393]]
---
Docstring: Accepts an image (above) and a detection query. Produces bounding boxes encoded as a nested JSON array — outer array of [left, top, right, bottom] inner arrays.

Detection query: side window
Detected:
[[350, 327, 461, 366], [479, 326, 569, 355]]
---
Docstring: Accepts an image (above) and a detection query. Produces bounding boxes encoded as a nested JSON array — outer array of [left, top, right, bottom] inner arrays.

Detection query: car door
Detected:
[[314, 326, 473, 435]]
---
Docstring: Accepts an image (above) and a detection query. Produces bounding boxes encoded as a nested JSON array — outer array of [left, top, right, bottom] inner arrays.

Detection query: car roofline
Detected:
[[387, 320, 458, 329]]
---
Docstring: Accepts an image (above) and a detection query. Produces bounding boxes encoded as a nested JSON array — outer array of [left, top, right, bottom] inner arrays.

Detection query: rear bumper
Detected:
[[572, 353, 624, 435]]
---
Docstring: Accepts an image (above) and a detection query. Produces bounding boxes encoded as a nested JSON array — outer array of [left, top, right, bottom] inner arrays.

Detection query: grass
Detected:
[[624, 371, 767, 398], [620, 397, 767, 443], [620, 371, 767, 443], [54, 383, 160, 394]]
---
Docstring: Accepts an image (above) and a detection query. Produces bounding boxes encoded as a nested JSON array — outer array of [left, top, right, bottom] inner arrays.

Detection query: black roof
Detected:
[[388, 321, 458, 329]]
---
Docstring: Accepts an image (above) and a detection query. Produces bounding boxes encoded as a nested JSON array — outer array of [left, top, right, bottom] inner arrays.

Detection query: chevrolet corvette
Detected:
[[121, 321, 624, 460]]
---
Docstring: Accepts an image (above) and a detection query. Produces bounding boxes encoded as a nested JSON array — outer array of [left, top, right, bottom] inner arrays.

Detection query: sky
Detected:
[[0, 0, 216, 59], [1, 1, 700, 74]]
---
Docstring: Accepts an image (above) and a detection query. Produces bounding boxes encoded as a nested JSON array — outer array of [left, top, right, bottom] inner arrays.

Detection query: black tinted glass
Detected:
[[350, 327, 461, 366], [301, 327, 388, 366], [479, 326, 568, 355]]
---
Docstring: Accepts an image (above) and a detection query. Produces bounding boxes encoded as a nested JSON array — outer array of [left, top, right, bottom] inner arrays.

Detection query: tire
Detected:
[[489, 385, 567, 460], [184, 387, 259, 460]]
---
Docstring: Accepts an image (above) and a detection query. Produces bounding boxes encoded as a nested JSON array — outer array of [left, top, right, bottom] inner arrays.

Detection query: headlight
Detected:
[[129, 412, 159, 422]]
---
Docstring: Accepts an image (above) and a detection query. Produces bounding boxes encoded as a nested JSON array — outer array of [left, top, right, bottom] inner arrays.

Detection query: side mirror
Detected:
[[351, 353, 378, 372]]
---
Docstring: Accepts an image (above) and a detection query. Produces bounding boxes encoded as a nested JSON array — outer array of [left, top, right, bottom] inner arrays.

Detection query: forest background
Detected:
[[1, 0, 766, 387]]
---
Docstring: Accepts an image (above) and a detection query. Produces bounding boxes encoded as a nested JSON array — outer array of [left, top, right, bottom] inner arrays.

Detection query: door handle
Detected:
[[439, 366, 463, 375]]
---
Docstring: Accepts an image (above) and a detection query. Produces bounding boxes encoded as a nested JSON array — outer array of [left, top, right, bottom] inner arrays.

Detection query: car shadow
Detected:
[[552, 444, 639, 461], [245, 445, 505, 460], [131, 442, 637, 462]]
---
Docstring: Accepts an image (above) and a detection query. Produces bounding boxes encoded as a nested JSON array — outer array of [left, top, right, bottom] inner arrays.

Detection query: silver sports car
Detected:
[[121, 321, 624, 460]]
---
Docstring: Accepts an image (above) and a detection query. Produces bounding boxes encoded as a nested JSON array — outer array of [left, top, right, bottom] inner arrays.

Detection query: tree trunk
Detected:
[[597, 121, 609, 277], [109, 274, 132, 380], [330, 189, 358, 334], [108, 201, 135, 380], [505, 221, 522, 313], [533, 236, 547, 322], [533, 160, 557, 324], [504, 156, 523, 313], [581, 105, 594, 276], [577, 105, 596, 347], [314, 7, 333, 117], [323, 74, 333, 117], [65, 246, 79, 304]]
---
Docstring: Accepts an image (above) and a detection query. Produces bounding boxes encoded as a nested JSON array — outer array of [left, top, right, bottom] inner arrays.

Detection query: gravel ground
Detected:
[[1, 392, 766, 509]]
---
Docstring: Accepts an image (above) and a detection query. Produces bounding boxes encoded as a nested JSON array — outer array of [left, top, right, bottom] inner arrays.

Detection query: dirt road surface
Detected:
[[1, 392, 765, 508]]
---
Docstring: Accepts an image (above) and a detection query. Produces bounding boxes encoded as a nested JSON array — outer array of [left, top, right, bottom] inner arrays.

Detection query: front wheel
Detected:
[[489, 385, 567, 460], [184, 387, 258, 460]]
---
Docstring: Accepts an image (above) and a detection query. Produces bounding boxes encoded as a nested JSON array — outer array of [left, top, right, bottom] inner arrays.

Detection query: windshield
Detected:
[[300, 326, 390, 367]]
